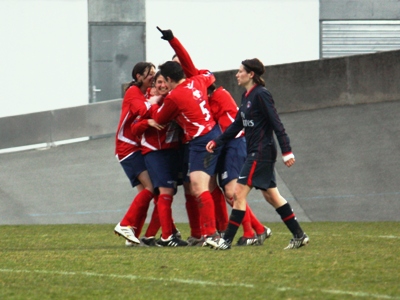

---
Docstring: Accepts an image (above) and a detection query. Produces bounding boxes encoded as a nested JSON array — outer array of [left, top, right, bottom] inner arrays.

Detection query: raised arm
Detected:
[[157, 26, 199, 78]]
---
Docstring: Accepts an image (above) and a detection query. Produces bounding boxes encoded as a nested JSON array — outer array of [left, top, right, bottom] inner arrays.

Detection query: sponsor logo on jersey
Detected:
[[241, 112, 254, 127]]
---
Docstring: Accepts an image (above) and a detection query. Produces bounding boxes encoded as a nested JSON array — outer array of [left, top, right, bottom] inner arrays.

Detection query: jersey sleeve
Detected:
[[214, 109, 244, 147], [131, 119, 149, 137], [258, 89, 292, 154], [198, 71, 215, 88], [169, 37, 199, 78], [153, 96, 180, 125], [129, 98, 152, 137]]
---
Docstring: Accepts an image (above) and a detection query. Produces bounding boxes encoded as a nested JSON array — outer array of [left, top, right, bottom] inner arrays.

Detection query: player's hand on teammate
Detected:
[[148, 119, 164, 130], [206, 140, 217, 153], [147, 95, 162, 105], [157, 26, 174, 41]]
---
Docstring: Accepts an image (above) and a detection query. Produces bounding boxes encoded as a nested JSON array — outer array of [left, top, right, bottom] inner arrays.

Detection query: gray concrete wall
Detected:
[[320, 0, 400, 20], [1, 49, 400, 150], [88, 0, 145, 22], [215, 49, 400, 113], [0, 100, 122, 150]]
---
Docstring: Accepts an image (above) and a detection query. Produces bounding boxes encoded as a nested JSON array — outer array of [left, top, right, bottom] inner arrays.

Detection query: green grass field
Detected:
[[1, 222, 399, 300]]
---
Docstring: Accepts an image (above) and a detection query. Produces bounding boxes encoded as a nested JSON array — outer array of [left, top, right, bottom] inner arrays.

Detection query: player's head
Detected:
[[237, 58, 265, 87], [207, 83, 216, 97], [159, 61, 185, 87], [154, 71, 170, 96], [172, 54, 180, 64], [131, 62, 156, 89]]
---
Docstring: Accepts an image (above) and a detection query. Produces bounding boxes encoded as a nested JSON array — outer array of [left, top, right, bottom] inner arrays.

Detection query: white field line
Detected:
[[278, 287, 400, 300], [2, 269, 399, 299], [0, 268, 254, 288], [271, 232, 400, 239]]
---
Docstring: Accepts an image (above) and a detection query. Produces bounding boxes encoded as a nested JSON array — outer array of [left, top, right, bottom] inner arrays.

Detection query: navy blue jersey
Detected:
[[215, 85, 291, 162]]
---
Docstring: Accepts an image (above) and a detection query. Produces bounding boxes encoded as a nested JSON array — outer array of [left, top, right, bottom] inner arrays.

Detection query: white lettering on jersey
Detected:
[[199, 100, 211, 121], [240, 111, 254, 127]]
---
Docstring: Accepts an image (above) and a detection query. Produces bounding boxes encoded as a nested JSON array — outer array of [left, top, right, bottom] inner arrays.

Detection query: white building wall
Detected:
[[146, 0, 319, 72], [0, 0, 88, 118], [0, 0, 319, 118]]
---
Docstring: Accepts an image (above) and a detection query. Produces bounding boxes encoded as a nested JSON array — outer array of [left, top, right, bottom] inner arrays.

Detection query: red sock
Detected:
[[242, 207, 255, 238], [247, 203, 266, 235], [185, 194, 201, 238], [158, 194, 173, 240], [197, 191, 216, 236], [121, 189, 153, 236], [144, 195, 160, 238], [136, 191, 155, 237], [211, 187, 229, 232]]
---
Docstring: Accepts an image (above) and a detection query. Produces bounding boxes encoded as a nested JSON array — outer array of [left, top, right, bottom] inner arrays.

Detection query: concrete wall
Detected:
[[216, 49, 400, 113], [1, 49, 400, 150], [0, 100, 122, 150], [320, 0, 400, 20], [88, 0, 145, 22]]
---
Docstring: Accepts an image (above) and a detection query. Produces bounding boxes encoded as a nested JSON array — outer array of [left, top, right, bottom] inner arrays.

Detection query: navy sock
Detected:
[[276, 203, 304, 238], [223, 209, 245, 244]]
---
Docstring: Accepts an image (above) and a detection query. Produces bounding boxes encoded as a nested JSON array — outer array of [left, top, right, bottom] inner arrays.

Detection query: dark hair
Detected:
[[159, 61, 185, 83], [207, 83, 216, 96], [126, 62, 155, 91], [241, 58, 266, 87], [154, 70, 163, 82]]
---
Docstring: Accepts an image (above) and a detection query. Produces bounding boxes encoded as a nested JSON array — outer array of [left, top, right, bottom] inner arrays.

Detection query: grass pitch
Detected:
[[1, 222, 399, 300]]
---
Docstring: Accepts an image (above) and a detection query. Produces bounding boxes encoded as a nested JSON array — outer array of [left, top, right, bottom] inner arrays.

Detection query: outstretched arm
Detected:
[[206, 111, 243, 153], [153, 97, 179, 126], [157, 26, 199, 78]]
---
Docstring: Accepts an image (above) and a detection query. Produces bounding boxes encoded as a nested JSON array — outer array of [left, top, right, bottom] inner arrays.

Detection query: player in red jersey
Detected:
[[153, 61, 224, 246], [131, 71, 188, 247], [158, 27, 271, 246], [113, 62, 156, 245]]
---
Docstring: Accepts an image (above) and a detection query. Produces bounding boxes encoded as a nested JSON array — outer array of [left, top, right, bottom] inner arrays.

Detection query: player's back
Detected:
[[167, 74, 216, 140]]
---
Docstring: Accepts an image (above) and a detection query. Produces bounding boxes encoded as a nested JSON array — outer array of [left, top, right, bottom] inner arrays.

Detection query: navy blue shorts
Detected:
[[119, 152, 147, 188], [217, 137, 247, 188], [144, 149, 179, 194], [179, 143, 190, 183], [188, 125, 222, 176], [237, 155, 277, 190]]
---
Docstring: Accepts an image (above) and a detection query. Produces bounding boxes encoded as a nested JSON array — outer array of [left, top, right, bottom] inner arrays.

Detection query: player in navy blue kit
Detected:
[[206, 58, 309, 250]]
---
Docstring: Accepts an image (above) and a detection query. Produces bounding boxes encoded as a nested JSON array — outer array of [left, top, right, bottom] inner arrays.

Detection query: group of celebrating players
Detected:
[[113, 27, 309, 250]]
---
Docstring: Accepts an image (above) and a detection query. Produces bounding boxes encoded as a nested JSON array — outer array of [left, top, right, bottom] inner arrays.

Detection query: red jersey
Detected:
[[131, 102, 182, 155], [208, 87, 238, 132], [154, 73, 216, 141], [169, 37, 198, 78], [169, 37, 242, 137], [115, 85, 151, 161]]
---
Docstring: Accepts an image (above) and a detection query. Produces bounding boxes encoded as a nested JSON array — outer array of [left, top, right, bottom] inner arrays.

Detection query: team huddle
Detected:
[[113, 27, 309, 250]]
